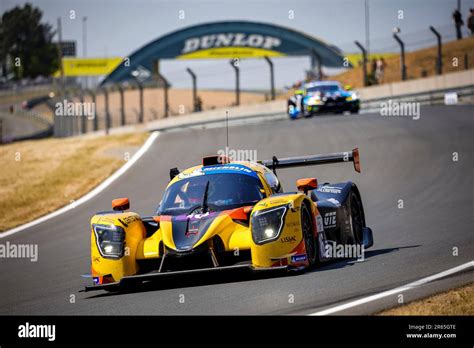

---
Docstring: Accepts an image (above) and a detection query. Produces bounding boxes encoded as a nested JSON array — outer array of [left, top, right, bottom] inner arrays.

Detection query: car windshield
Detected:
[[158, 173, 265, 215], [306, 84, 341, 94]]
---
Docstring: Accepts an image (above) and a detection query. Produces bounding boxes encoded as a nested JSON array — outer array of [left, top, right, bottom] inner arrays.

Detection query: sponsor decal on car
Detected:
[[97, 217, 115, 224], [202, 164, 258, 178], [178, 168, 204, 179], [316, 215, 324, 232], [327, 198, 341, 207], [186, 211, 211, 220], [280, 235, 297, 243], [318, 186, 342, 194], [324, 211, 337, 228], [290, 254, 307, 263], [121, 215, 139, 225], [186, 220, 200, 237]]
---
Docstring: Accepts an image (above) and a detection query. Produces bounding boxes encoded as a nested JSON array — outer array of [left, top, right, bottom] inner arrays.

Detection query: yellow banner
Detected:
[[177, 47, 285, 59], [54, 57, 122, 77]]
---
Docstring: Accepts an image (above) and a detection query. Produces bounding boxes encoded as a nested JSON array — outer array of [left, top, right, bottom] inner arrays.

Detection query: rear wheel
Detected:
[[301, 204, 317, 266], [349, 191, 364, 245]]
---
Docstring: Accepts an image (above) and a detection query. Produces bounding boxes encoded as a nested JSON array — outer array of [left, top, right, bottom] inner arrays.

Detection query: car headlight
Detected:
[[346, 92, 359, 101], [307, 96, 322, 105], [92, 224, 125, 259], [251, 205, 288, 244]]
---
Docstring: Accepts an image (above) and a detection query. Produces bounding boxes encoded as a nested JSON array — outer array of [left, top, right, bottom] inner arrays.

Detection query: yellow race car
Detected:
[[85, 148, 373, 292]]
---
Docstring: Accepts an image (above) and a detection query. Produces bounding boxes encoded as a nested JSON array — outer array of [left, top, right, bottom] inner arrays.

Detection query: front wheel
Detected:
[[301, 204, 317, 267]]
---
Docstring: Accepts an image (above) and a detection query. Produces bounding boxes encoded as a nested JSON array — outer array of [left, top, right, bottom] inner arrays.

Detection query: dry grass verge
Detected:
[[0, 132, 149, 232], [378, 282, 474, 315]]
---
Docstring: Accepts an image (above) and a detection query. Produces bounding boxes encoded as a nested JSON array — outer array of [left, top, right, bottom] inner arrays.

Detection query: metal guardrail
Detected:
[[361, 84, 474, 109], [13, 107, 52, 127], [3, 124, 54, 143], [3, 83, 472, 143], [53, 84, 474, 136]]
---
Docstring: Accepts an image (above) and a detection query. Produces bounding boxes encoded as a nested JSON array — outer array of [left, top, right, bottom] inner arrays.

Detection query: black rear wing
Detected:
[[259, 148, 360, 173]]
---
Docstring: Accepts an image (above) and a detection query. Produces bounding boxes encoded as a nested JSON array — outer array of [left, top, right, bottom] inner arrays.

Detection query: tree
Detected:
[[0, 3, 59, 79]]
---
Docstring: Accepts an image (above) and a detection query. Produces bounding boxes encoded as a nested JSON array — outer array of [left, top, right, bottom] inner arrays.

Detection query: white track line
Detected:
[[309, 261, 474, 315], [0, 131, 160, 239]]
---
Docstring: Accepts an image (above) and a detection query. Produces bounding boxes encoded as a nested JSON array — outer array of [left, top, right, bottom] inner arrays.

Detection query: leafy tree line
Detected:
[[0, 3, 59, 80]]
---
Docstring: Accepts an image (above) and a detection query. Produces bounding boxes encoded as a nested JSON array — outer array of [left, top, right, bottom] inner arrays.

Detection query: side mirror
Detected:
[[169, 167, 179, 180], [112, 198, 130, 211], [353, 147, 361, 173], [296, 178, 318, 194]]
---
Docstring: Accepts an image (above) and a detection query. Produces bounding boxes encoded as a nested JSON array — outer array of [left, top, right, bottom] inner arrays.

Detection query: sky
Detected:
[[2, 0, 474, 89]]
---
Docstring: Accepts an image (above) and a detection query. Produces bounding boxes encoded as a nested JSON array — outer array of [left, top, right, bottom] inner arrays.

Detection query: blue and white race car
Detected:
[[288, 81, 360, 119]]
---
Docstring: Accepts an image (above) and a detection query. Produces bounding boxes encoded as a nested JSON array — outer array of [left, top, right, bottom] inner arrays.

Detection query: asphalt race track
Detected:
[[1, 105, 473, 315]]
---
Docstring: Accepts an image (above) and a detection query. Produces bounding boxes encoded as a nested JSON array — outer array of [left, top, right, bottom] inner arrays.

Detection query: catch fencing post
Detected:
[[80, 91, 87, 134], [117, 84, 126, 126], [354, 41, 368, 86], [134, 80, 144, 123], [86, 90, 99, 131], [310, 49, 323, 81], [91, 90, 99, 131], [65, 89, 73, 137], [264, 57, 275, 100], [429, 26, 442, 75], [393, 30, 407, 81], [103, 87, 110, 134], [131, 71, 145, 123], [186, 68, 198, 112], [229, 60, 240, 106], [158, 74, 170, 118]]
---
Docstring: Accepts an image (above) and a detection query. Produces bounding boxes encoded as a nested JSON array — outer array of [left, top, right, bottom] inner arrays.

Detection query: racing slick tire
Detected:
[[301, 203, 317, 267], [349, 191, 364, 245]]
